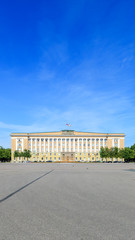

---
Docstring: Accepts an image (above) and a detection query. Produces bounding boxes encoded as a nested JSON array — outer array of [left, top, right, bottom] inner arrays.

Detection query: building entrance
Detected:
[[61, 152, 75, 162]]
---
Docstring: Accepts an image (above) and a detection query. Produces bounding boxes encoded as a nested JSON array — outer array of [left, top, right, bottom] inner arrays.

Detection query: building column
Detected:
[[99, 138, 100, 151], [73, 138, 75, 152], [52, 138, 54, 152], [82, 139, 84, 152], [118, 138, 120, 148], [65, 138, 67, 152], [44, 138, 45, 152], [81, 139, 83, 152], [78, 138, 79, 152], [69, 138, 71, 152], [103, 138, 105, 148], [61, 139, 62, 152], [48, 138, 50, 152], [39, 138, 41, 152], [35, 138, 37, 152], [90, 139, 92, 152], [86, 139, 88, 152], [112, 138, 114, 147], [57, 138, 58, 152], [94, 139, 96, 152], [31, 138, 32, 152]]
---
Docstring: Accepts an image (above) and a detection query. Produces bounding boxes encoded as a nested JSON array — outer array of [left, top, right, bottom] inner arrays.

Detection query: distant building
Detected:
[[11, 130, 125, 162]]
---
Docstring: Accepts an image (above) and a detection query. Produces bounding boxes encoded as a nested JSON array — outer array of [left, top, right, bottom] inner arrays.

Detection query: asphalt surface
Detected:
[[0, 163, 135, 240]]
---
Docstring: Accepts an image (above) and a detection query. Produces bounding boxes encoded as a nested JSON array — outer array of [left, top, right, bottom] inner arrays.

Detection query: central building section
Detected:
[[60, 130, 75, 162]]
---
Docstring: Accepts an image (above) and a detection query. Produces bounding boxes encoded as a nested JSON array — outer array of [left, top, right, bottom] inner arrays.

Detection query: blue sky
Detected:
[[0, 0, 135, 147]]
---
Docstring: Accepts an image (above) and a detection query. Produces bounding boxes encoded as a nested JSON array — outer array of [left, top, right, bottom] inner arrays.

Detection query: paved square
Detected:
[[0, 163, 135, 240]]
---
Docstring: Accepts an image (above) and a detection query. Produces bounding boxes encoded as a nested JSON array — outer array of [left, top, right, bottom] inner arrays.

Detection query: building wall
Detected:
[[11, 130, 125, 162]]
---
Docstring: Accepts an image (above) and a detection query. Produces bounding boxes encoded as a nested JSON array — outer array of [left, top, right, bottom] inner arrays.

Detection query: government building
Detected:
[[11, 130, 125, 162]]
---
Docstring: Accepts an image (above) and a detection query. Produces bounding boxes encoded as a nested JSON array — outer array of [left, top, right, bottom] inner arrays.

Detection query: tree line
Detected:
[[14, 149, 31, 160], [100, 144, 135, 162], [0, 147, 31, 162], [1, 145, 135, 162]]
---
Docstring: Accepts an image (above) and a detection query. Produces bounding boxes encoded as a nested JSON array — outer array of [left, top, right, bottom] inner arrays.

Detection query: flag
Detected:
[[66, 123, 71, 127]]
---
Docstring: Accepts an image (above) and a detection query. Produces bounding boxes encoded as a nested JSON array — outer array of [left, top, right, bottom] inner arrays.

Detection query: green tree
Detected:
[[0, 146, 11, 162], [113, 147, 119, 158], [100, 147, 110, 159], [119, 147, 135, 162], [14, 150, 20, 158], [23, 149, 31, 161], [130, 144, 135, 151]]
